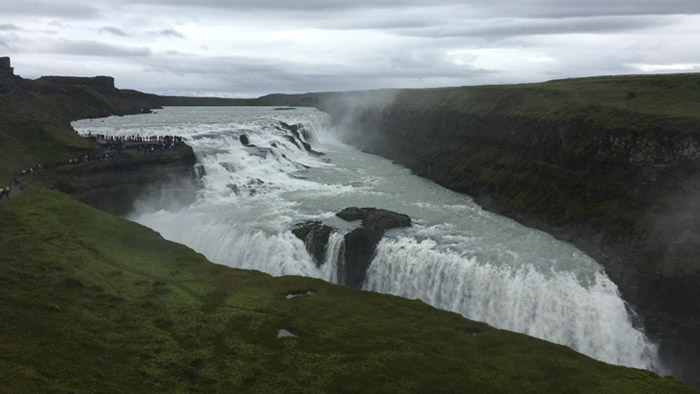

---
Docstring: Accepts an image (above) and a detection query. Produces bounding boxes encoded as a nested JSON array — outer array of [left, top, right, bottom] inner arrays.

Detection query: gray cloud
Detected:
[[99, 26, 129, 37], [136, 49, 495, 96], [145, 54, 311, 79], [110, 0, 700, 18], [50, 40, 151, 57], [0, 31, 20, 52], [395, 15, 674, 39], [2, 1, 100, 18], [4, 0, 700, 97], [154, 28, 185, 38], [318, 17, 434, 31], [493, 0, 700, 18]]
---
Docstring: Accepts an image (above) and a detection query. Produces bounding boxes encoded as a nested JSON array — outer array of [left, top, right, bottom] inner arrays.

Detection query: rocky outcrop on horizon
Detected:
[[0, 56, 17, 93]]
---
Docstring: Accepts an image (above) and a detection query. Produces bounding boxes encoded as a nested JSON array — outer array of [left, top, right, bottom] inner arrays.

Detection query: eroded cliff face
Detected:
[[313, 92, 700, 387], [47, 146, 198, 217]]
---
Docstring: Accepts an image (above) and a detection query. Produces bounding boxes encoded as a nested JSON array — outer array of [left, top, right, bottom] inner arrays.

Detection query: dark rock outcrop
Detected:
[[279, 121, 300, 137], [292, 221, 334, 266], [335, 207, 367, 221], [0, 56, 17, 93], [337, 208, 411, 288], [342, 227, 384, 287], [291, 208, 411, 287], [50, 145, 198, 216], [278, 121, 324, 156], [240, 134, 252, 147], [337, 207, 412, 230]]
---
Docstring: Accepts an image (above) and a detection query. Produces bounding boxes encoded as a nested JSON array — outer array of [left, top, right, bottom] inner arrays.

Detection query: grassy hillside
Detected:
[[0, 96, 94, 181], [1, 187, 695, 393], [392, 74, 700, 129]]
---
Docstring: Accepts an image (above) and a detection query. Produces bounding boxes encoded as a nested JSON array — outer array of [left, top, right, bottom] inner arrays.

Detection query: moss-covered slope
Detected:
[[1, 187, 695, 393]]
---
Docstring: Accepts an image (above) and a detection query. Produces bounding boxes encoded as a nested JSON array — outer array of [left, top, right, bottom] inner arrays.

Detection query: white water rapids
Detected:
[[73, 106, 660, 370]]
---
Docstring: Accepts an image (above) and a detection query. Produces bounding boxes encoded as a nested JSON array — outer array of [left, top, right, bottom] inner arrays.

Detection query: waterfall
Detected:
[[363, 236, 658, 369], [72, 106, 661, 372]]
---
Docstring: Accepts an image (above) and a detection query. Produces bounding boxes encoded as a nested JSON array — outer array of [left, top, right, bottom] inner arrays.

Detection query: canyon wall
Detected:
[[263, 76, 700, 386]]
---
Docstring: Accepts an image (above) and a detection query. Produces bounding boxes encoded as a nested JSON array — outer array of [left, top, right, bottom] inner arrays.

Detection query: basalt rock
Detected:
[[335, 207, 367, 221], [291, 208, 411, 287], [50, 145, 198, 216], [0, 56, 17, 93], [279, 121, 300, 137], [337, 207, 411, 288], [342, 227, 384, 288], [337, 207, 412, 230], [292, 221, 334, 266], [278, 121, 324, 156], [240, 134, 252, 147]]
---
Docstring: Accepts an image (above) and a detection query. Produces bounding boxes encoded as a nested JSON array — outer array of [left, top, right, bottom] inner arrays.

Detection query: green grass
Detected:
[[0, 96, 95, 181], [392, 73, 700, 131], [1, 186, 696, 393]]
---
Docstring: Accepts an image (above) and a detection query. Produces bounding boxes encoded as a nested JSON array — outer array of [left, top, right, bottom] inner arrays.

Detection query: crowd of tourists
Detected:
[[88, 133, 185, 153]]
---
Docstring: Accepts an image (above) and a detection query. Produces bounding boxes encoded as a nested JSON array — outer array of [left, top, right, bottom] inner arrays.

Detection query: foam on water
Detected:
[[365, 236, 657, 368]]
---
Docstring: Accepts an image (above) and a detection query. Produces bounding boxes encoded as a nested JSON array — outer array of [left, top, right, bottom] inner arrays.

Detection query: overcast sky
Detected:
[[2, 0, 700, 97]]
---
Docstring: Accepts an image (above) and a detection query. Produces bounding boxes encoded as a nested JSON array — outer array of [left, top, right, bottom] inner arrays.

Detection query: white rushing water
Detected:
[[73, 106, 659, 370]]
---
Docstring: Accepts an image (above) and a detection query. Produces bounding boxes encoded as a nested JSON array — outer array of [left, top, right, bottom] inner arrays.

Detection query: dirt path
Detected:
[[0, 182, 22, 203]]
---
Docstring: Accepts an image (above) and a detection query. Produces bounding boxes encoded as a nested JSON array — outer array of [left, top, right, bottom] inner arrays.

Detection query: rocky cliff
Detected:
[[0, 56, 17, 93], [45, 146, 198, 216]]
